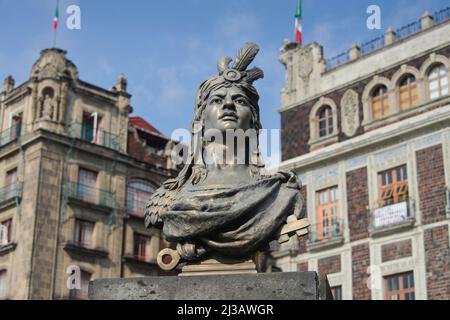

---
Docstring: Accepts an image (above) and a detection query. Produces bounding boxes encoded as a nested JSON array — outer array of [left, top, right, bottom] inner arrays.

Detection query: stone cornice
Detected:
[[1, 84, 31, 106]]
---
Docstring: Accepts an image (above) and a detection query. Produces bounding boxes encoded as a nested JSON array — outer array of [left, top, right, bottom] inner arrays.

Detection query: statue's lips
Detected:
[[219, 113, 238, 121]]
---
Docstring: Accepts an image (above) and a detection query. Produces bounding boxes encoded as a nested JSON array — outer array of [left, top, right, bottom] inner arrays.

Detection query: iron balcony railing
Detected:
[[67, 123, 119, 150], [360, 35, 385, 56], [325, 52, 350, 70], [395, 20, 422, 40], [308, 218, 344, 244], [64, 181, 115, 209], [370, 199, 414, 230], [0, 182, 22, 204], [0, 125, 21, 147], [433, 7, 450, 24], [325, 7, 450, 71]]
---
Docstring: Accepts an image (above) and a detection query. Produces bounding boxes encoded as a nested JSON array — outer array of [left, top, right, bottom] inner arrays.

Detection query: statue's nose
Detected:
[[223, 95, 235, 110]]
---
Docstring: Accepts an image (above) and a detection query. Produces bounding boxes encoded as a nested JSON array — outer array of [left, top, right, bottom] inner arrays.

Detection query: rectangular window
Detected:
[[74, 219, 94, 248], [316, 186, 340, 241], [0, 219, 12, 246], [82, 112, 101, 144], [378, 165, 408, 206], [4, 169, 18, 201], [331, 286, 342, 300], [70, 270, 91, 300], [77, 168, 97, 203], [384, 271, 415, 300], [5, 169, 17, 185], [11, 113, 22, 141], [0, 270, 6, 299], [126, 180, 154, 217], [133, 233, 150, 261]]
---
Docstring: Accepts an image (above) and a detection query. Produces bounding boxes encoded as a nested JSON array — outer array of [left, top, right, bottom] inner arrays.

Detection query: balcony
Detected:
[[0, 125, 21, 147], [64, 241, 109, 259], [0, 182, 22, 209], [307, 218, 344, 251], [67, 123, 119, 150], [64, 181, 115, 210], [369, 200, 415, 237]]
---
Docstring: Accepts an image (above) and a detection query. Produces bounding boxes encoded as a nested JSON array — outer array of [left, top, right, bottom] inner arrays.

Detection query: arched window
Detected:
[[318, 106, 333, 138], [309, 97, 338, 147], [428, 64, 448, 99], [371, 85, 389, 120], [126, 179, 155, 217], [399, 75, 418, 110]]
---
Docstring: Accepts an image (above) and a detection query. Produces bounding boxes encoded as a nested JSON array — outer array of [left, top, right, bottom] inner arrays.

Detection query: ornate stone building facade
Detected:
[[276, 9, 450, 300], [0, 48, 177, 299]]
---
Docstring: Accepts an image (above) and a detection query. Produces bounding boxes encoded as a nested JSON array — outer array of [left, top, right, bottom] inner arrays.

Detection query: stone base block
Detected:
[[89, 272, 333, 300], [180, 256, 257, 276]]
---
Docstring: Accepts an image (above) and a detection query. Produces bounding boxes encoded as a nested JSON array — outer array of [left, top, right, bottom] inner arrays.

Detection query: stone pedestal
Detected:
[[89, 272, 333, 300], [180, 255, 257, 276]]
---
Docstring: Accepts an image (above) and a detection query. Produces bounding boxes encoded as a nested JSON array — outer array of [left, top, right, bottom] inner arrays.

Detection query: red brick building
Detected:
[[275, 9, 450, 300]]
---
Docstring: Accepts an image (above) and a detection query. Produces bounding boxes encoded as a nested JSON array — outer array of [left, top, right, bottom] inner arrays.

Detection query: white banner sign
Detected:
[[373, 201, 409, 228]]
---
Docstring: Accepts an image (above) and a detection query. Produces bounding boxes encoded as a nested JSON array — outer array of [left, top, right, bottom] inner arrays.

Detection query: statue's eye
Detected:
[[212, 98, 223, 104], [235, 98, 247, 105]]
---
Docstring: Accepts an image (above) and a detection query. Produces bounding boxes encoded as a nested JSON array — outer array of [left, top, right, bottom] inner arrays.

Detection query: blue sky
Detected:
[[0, 0, 448, 138]]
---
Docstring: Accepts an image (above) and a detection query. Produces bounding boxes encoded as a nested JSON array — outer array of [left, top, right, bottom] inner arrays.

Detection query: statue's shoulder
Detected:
[[144, 183, 178, 229], [272, 170, 302, 190]]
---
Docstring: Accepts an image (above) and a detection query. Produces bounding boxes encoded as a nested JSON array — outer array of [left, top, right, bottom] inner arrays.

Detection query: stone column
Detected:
[[31, 80, 39, 123], [115, 74, 132, 154], [59, 82, 68, 124], [384, 28, 396, 45], [421, 11, 434, 30], [349, 43, 361, 61]]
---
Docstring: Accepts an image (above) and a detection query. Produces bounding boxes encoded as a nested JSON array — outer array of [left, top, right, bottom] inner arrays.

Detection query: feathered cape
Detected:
[[145, 172, 303, 257]]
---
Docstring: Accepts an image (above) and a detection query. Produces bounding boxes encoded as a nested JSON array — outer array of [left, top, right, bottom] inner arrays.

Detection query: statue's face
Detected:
[[203, 85, 252, 132]]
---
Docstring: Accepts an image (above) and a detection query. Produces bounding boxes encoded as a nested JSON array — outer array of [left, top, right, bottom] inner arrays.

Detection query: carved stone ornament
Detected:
[[341, 89, 360, 137], [144, 43, 309, 274], [298, 47, 314, 81], [40, 63, 59, 79], [30, 48, 79, 81]]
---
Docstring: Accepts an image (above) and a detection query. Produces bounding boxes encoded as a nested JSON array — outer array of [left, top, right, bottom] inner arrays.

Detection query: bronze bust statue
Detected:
[[145, 43, 309, 273]]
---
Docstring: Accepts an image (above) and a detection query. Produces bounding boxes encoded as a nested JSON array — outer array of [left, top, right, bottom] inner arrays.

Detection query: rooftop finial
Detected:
[[3, 75, 15, 93], [115, 73, 128, 92]]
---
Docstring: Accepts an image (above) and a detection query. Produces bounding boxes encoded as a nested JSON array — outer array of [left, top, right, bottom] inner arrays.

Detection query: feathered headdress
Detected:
[[216, 42, 264, 84]]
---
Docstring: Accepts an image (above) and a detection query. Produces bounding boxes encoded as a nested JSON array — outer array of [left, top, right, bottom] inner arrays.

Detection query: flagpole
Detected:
[[53, 0, 60, 48], [53, 26, 57, 48], [294, 0, 303, 46]]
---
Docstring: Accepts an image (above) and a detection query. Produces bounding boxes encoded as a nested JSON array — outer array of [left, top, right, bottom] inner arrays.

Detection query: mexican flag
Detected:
[[53, 0, 59, 30], [294, 0, 303, 45]]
